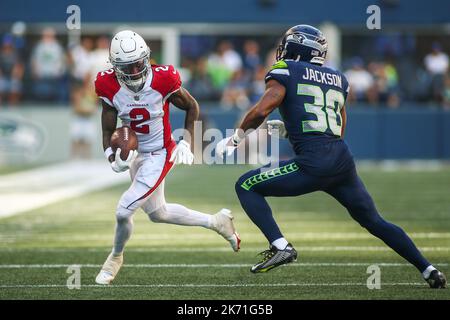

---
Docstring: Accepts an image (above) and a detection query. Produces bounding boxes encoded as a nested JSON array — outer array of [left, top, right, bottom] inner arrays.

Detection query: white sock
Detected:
[[148, 203, 211, 228], [271, 237, 289, 250], [422, 265, 437, 279], [113, 216, 133, 255]]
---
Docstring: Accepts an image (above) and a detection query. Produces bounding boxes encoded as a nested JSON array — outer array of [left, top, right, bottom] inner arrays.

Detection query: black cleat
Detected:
[[250, 243, 297, 273], [425, 270, 447, 289]]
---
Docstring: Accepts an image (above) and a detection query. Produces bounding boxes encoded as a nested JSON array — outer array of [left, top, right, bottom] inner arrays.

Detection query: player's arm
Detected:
[[101, 101, 136, 172], [101, 100, 118, 163], [215, 80, 285, 157], [237, 80, 285, 133], [168, 87, 200, 147], [166, 87, 198, 165], [340, 105, 347, 138]]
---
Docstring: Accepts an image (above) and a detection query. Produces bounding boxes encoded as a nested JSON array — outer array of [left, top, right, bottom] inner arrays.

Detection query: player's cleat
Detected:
[[210, 209, 241, 252], [425, 270, 447, 289], [95, 252, 123, 285], [250, 243, 297, 273]]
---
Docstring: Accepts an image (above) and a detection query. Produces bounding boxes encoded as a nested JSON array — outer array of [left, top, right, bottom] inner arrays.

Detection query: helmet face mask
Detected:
[[113, 54, 150, 93], [276, 25, 327, 66], [109, 30, 151, 93]]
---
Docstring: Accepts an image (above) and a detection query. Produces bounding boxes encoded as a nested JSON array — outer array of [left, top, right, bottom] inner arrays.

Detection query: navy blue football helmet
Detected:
[[276, 25, 327, 65]]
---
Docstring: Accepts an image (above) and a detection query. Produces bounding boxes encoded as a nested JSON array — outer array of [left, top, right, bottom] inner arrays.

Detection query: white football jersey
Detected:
[[95, 64, 181, 153]]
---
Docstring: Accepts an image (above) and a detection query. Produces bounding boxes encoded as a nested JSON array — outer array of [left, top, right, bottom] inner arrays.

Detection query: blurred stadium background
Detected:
[[1, 0, 450, 164], [0, 0, 449, 299]]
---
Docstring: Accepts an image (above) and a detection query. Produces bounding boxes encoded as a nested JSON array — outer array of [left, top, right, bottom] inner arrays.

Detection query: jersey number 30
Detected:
[[298, 84, 344, 136]]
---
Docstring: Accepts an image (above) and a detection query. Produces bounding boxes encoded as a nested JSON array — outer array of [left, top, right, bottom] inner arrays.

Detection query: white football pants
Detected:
[[112, 149, 213, 255]]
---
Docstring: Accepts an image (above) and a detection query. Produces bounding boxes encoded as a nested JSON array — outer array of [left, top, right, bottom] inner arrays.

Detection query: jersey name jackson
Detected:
[[95, 64, 181, 153]]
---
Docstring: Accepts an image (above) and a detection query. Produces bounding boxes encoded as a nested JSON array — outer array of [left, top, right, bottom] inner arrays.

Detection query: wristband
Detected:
[[104, 147, 114, 160]]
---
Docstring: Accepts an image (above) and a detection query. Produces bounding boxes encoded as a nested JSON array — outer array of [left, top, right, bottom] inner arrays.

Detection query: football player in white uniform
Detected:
[[94, 30, 240, 285]]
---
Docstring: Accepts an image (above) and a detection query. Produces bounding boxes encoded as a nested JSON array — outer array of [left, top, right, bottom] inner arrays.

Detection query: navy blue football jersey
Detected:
[[266, 60, 354, 176]]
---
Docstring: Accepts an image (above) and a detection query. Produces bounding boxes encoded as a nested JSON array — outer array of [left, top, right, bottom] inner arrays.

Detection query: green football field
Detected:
[[0, 164, 449, 300]]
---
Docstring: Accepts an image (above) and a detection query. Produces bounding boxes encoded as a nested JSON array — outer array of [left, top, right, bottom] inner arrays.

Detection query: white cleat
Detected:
[[211, 209, 241, 252], [95, 252, 123, 285]]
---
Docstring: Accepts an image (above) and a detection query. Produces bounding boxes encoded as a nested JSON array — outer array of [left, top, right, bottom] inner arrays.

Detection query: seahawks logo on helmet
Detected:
[[286, 33, 305, 44]]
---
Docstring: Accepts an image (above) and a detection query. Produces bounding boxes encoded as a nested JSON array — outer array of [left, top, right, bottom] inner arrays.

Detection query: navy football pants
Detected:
[[235, 159, 431, 272]]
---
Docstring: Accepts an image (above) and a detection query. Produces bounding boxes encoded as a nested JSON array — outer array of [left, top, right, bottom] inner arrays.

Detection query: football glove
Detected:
[[215, 134, 240, 159], [110, 148, 138, 173], [267, 120, 288, 138], [169, 140, 194, 165]]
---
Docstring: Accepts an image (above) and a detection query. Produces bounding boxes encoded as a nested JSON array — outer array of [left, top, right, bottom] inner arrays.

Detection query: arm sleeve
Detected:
[[152, 65, 183, 100], [166, 65, 182, 97], [94, 69, 123, 107], [94, 72, 114, 106]]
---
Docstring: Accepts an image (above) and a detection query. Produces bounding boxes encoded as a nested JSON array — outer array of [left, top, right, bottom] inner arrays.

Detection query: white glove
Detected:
[[169, 140, 194, 165], [215, 136, 238, 159], [267, 120, 288, 138], [110, 148, 138, 173]]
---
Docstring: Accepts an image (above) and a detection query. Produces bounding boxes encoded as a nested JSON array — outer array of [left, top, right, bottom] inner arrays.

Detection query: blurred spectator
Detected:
[[0, 30, 445, 109], [10, 21, 27, 58], [185, 57, 220, 102], [249, 65, 267, 104], [243, 40, 261, 77], [219, 40, 242, 72], [207, 40, 242, 90], [69, 37, 96, 159], [69, 36, 111, 159], [0, 34, 24, 106], [369, 61, 400, 108], [424, 43, 449, 75], [69, 37, 94, 87], [344, 57, 376, 104], [30, 28, 67, 102], [88, 36, 111, 78], [265, 48, 277, 67], [69, 86, 97, 159], [221, 69, 250, 110], [424, 42, 449, 103]]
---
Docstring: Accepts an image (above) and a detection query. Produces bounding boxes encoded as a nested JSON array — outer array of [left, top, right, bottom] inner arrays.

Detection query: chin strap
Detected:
[[117, 75, 146, 93]]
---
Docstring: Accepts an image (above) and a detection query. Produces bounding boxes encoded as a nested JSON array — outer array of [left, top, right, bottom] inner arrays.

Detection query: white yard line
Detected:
[[357, 160, 447, 172], [0, 160, 129, 219], [2, 232, 448, 242], [0, 282, 426, 289], [0, 262, 448, 268], [1, 246, 449, 253], [87, 246, 448, 252]]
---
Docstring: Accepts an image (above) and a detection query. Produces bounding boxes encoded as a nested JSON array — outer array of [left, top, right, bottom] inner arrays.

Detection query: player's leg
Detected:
[[325, 168, 446, 288], [235, 160, 322, 272], [142, 180, 240, 252], [95, 155, 146, 284], [110, 153, 145, 256]]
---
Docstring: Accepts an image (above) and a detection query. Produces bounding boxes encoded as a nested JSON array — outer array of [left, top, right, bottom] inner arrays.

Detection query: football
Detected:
[[110, 126, 138, 161]]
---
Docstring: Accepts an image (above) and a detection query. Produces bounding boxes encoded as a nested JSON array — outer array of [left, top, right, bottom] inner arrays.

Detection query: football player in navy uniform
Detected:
[[216, 25, 446, 288]]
